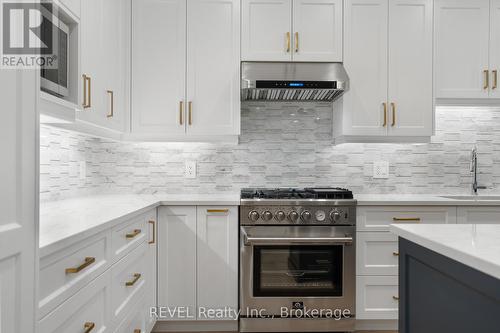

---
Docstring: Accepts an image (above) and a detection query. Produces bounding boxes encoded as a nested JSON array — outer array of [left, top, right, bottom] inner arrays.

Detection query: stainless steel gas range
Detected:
[[239, 188, 357, 333]]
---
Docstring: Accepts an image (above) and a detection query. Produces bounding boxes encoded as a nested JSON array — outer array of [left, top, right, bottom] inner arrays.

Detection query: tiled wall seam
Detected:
[[40, 104, 500, 202]]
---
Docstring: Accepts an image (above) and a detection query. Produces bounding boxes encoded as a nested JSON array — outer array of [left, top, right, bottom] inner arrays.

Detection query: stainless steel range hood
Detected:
[[241, 62, 348, 102]]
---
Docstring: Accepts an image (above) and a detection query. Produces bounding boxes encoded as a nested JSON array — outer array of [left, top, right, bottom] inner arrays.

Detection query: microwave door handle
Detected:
[[243, 235, 353, 246]]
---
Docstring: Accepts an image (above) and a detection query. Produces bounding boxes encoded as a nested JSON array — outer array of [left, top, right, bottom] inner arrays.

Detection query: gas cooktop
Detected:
[[240, 187, 354, 200]]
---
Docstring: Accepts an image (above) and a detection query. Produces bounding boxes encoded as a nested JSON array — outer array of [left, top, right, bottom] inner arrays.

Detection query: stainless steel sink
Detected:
[[440, 195, 500, 201]]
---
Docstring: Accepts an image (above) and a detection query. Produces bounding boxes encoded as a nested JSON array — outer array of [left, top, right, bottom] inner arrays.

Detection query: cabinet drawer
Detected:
[[39, 232, 111, 318], [356, 276, 399, 320], [457, 206, 500, 224], [114, 305, 145, 333], [356, 232, 398, 276], [111, 213, 148, 261], [39, 271, 111, 333], [357, 206, 456, 231], [111, 241, 148, 323]]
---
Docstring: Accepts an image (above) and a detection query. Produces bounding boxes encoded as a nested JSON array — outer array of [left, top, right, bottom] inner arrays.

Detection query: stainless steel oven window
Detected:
[[253, 245, 343, 297]]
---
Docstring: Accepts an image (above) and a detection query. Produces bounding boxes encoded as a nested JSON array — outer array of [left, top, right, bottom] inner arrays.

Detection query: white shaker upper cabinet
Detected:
[[435, 0, 490, 99], [241, 0, 293, 61], [388, 0, 433, 137], [131, 0, 186, 135], [186, 0, 240, 136], [342, 0, 389, 137], [490, 0, 500, 98], [0, 70, 37, 333], [292, 0, 343, 62]]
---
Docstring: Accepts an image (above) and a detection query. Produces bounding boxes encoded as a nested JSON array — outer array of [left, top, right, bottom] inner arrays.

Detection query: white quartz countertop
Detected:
[[356, 194, 500, 205], [39, 193, 240, 256], [390, 224, 500, 280]]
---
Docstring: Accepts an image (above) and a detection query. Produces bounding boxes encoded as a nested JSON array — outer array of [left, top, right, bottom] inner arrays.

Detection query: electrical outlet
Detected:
[[373, 161, 389, 179], [185, 161, 197, 179], [79, 161, 86, 180]]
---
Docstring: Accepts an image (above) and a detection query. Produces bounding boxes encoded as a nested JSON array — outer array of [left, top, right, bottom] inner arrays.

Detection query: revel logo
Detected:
[[2, 2, 52, 55]]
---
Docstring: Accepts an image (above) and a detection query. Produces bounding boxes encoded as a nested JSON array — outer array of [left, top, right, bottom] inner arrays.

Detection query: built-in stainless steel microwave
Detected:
[[40, 4, 69, 97]]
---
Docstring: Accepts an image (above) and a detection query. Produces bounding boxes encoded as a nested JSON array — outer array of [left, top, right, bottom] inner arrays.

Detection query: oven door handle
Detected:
[[243, 234, 354, 246]]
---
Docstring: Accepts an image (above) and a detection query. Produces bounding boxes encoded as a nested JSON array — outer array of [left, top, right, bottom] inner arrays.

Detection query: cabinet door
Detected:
[[457, 206, 500, 224], [131, 0, 186, 135], [435, 0, 490, 99], [388, 0, 433, 136], [80, 0, 105, 122], [145, 211, 157, 331], [343, 0, 388, 136], [0, 70, 37, 333], [196, 207, 238, 320], [157, 206, 197, 320], [241, 0, 292, 61], [490, 0, 500, 98], [101, 0, 128, 132], [186, 0, 240, 136], [292, 0, 343, 62]]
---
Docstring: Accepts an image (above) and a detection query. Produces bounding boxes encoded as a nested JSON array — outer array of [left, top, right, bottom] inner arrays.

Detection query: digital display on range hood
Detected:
[[255, 80, 338, 89]]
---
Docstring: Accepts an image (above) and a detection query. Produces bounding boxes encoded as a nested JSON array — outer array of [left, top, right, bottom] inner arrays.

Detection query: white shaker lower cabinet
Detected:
[[157, 206, 238, 322], [457, 206, 500, 224], [356, 276, 399, 320], [196, 207, 239, 320], [356, 205, 457, 322], [158, 206, 197, 320]]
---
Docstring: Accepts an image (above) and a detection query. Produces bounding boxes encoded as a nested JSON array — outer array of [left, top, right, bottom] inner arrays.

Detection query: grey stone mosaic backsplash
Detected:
[[40, 103, 500, 202]]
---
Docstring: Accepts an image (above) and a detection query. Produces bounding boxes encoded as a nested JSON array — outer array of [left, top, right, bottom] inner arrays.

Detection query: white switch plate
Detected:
[[79, 161, 86, 180], [185, 161, 197, 179], [373, 161, 389, 179]]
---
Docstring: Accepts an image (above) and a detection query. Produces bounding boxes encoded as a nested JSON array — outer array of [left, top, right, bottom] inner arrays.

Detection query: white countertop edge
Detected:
[[356, 194, 500, 206], [39, 194, 240, 257], [390, 224, 500, 280], [39, 201, 161, 257]]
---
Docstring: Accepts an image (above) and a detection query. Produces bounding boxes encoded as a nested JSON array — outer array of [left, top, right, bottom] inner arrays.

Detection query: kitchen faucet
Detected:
[[470, 147, 487, 194]]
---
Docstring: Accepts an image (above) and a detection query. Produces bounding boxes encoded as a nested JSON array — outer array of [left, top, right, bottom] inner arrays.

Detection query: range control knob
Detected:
[[330, 209, 342, 222], [275, 211, 286, 222], [248, 210, 260, 222], [288, 211, 299, 222], [262, 211, 273, 221], [301, 210, 312, 222]]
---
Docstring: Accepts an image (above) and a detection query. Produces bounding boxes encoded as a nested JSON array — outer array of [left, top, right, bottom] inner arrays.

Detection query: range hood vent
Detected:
[[241, 62, 348, 103]]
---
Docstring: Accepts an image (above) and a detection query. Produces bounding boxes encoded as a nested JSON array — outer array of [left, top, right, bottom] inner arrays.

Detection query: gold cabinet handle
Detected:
[[383, 102, 388, 126], [294, 32, 299, 53], [125, 273, 142, 287], [207, 209, 229, 214], [286, 32, 291, 52], [87, 76, 91, 108], [82, 75, 91, 108], [179, 101, 184, 125], [84, 322, 95, 333], [106, 90, 114, 118], [126, 229, 141, 239], [65, 257, 96, 274], [188, 101, 193, 125], [493, 70, 498, 90], [393, 217, 421, 222], [393, 296, 400, 301], [148, 220, 156, 245], [391, 102, 396, 127], [393, 252, 400, 256], [484, 70, 489, 90]]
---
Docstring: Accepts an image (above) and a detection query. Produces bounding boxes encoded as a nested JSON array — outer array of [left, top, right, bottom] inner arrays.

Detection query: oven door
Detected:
[[240, 226, 355, 317]]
